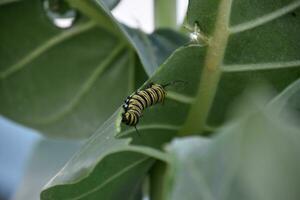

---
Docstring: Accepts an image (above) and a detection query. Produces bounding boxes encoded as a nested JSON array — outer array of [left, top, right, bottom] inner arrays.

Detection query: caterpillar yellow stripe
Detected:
[[122, 83, 166, 127]]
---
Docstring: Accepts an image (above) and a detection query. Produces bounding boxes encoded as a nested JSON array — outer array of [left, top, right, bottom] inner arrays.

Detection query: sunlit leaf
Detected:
[[165, 94, 300, 200], [13, 139, 81, 200], [40, 44, 205, 199], [0, 0, 186, 138], [181, 0, 300, 133], [268, 78, 300, 123]]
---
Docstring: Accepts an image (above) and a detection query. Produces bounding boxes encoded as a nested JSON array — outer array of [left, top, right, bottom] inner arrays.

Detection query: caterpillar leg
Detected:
[[147, 82, 154, 88], [162, 80, 187, 88]]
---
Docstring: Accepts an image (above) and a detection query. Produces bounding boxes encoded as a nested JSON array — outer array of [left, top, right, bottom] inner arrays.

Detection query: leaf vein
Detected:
[[222, 60, 300, 72], [0, 21, 96, 79], [69, 157, 150, 200], [119, 124, 181, 137], [180, 0, 233, 134], [28, 43, 125, 125], [229, 1, 300, 34]]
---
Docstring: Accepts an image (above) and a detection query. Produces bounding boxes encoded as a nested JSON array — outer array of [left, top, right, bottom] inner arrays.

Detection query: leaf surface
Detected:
[[40, 44, 206, 199], [41, 0, 300, 197], [165, 94, 300, 200], [268, 78, 300, 122], [13, 139, 81, 200], [182, 0, 300, 133], [0, 0, 186, 138]]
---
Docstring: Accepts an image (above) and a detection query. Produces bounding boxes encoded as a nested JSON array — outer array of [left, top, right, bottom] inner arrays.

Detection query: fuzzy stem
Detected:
[[149, 161, 168, 200], [179, 0, 233, 135]]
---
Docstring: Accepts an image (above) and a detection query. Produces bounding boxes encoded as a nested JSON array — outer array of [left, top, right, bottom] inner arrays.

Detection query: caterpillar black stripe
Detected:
[[122, 83, 166, 128]]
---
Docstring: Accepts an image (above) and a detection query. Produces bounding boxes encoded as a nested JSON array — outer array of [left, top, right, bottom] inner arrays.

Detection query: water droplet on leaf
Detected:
[[43, 0, 77, 29]]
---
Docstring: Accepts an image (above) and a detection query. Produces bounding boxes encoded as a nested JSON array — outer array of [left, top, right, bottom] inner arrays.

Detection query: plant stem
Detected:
[[179, 0, 232, 135], [154, 0, 177, 29], [149, 161, 168, 200]]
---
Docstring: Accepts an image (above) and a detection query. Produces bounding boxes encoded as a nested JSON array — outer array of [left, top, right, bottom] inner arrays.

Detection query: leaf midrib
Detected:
[[180, 0, 233, 135], [180, 0, 300, 135], [0, 21, 96, 79], [67, 157, 150, 200], [44, 124, 174, 199], [229, 1, 300, 34], [222, 60, 300, 72], [25, 43, 126, 125]]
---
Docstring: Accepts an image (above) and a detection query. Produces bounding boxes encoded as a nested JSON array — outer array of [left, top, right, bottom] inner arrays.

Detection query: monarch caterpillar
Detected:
[[121, 81, 184, 132]]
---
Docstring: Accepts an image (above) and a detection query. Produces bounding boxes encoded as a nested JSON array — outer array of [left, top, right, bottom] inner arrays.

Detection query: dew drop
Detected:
[[186, 22, 208, 46], [43, 0, 77, 29], [189, 32, 201, 43]]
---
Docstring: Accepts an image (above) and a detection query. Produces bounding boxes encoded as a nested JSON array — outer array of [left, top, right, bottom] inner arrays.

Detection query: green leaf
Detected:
[[268, 78, 300, 122], [68, 0, 188, 75], [40, 111, 167, 200], [124, 27, 189, 75], [181, 0, 300, 134], [0, 0, 186, 138], [101, 0, 120, 9], [14, 138, 81, 200], [165, 95, 300, 200], [0, 0, 18, 5], [41, 44, 205, 199]]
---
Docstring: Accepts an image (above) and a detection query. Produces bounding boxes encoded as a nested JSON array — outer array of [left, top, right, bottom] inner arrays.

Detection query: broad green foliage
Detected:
[[42, 79, 300, 200], [0, 0, 299, 199], [182, 0, 300, 134], [0, 0, 16, 5], [41, 0, 299, 199], [164, 82, 300, 200], [165, 100, 300, 200], [40, 112, 158, 200], [268, 78, 300, 122], [0, 0, 187, 138], [14, 139, 81, 200], [41, 45, 204, 199]]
